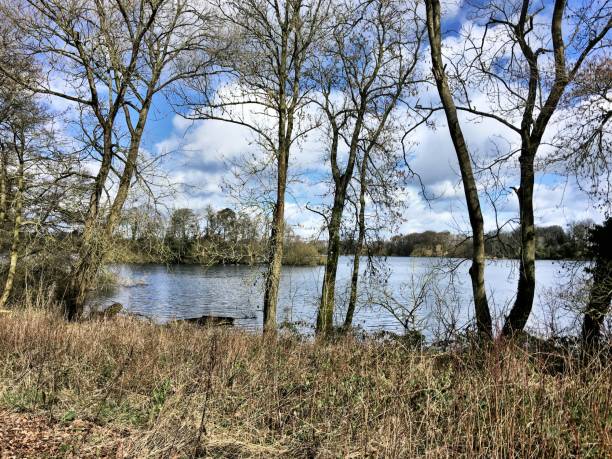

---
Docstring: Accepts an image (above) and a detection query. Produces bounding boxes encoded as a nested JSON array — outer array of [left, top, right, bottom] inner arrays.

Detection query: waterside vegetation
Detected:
[[0, 308, 610, 458]]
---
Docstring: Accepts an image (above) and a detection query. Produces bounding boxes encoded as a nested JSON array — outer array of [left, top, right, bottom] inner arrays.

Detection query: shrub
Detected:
[[283, 240, 325, 266]]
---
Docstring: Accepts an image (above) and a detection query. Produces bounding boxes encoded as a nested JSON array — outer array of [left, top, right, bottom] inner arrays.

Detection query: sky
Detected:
[[115, 0, 606, 239]]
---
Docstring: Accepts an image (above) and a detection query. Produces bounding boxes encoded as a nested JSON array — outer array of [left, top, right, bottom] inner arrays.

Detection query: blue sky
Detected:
[[125, 0, 606, 238]]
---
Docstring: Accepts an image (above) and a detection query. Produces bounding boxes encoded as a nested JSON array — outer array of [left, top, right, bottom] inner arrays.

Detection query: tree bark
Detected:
[[63, 127, 114, 320], [0, 152, 23, 309], [263, 147, 288, 333], [63, 242, 102, 320], [344, 156, 367, 329], [0, 147, 7, 229], [425, 0, 492, 338], [502, 149, 536, 335], [317, 193, 345, 333]]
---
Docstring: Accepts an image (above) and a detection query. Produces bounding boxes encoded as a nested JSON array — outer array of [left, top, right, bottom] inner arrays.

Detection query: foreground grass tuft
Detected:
[[0, 309, 610, 458]]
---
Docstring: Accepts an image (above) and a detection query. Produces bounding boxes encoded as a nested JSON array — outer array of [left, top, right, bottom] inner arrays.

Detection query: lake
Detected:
[[97, 257, 580, 337]]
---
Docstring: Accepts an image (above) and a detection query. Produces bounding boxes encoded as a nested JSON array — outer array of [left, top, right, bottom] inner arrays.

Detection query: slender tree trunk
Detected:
[[0, 148, 7, 229], [500, 0, 579, 335], [344, 158, 367, 329], [0, 155, 23, 309], [316, 106, 364, 336], [260, 15, 296, 335], [106, 103, 151, 236], [502, 150, 536, 336], [64, 127, 114, 320], [262, 147, 289, 333], [317, 192, 345, 334], [426, 0, 492, 338]]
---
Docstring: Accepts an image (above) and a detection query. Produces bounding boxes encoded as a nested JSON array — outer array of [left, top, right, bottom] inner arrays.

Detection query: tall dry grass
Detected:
[[0, 308, 610, 458]]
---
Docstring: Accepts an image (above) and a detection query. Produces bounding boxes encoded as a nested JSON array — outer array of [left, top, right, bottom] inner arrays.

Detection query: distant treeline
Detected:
[[353, 221, 593, 260], [113, 206, 592, 265], [110, 206, 326, 266]]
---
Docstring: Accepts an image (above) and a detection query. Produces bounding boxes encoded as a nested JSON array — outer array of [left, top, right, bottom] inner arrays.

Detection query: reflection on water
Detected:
[[96, 256, 576, 335]]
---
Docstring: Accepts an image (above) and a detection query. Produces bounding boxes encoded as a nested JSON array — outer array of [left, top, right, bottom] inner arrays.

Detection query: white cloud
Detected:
[[154, 99, 603, 237], [149, 9, 605, 238]]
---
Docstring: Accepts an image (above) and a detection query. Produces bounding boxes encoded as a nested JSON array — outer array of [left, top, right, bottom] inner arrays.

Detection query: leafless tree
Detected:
[[0, 0, 216, 318], [424, 0, 492, 338], [184, 0, 328, 333], [0, 97, 29, 308], [311, 0, 424, 335], [0, 32, 79, 307], [551, 56, 611, 207], [445, 0, 611, 336], [342, 120, 413, 329]]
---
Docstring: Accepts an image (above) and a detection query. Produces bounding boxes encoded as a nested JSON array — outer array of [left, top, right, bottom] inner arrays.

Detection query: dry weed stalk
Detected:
[[0, 309, 610, 458]]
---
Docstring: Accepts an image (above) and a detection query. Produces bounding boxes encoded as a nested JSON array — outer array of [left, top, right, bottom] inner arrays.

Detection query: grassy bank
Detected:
[[0, 309, 610, 458]]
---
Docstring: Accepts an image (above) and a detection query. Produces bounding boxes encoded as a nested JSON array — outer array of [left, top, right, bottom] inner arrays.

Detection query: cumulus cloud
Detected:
[[152, 101, 601, 238], [148, 6, 604, 238]]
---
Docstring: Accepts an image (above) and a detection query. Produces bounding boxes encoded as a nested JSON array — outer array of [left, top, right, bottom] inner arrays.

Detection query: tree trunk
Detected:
[[63, 243, 102, 320], [500, 0, 575, 335], [502, 150, 536, 336], [0, 148, 7, 229], [63, 127, 114, 320], [316, 106, 364, 336], [344, 158, 367, 329], [63, 90, 153, 320], [425, 0, 492, 338], [317, 194, 345, 334], [105, 110, 150, 237], [0, 156, 23, 309], [582, 263, 612, 348], [581, 219, 612, 349], [65, 135, 141, 321], [262, 147, 288, 333]]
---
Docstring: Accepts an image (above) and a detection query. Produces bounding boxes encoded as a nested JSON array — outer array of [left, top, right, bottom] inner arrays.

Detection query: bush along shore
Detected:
[[0, 308, 610, 458], [106, 237, 326, 267]]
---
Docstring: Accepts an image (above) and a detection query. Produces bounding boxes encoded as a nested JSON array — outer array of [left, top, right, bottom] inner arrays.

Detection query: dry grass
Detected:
[[0, 308, 610, 458]]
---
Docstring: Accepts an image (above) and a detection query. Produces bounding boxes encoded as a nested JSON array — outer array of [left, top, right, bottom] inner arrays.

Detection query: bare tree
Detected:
[[0, 36, 34, 307], [447, 0, 611, 336], [551, 57, 611, 207], [184, 0, 328, 333], [343, 138, 406, 329], [0, 0, 215, 318], [424, 0, 492, 338], [0, 107, 64, 309], [0, 33, 78, 308], [312, 0, 423, 335]]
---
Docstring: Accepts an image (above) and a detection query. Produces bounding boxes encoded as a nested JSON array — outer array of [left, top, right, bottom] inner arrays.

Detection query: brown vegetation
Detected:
[[0, 309, 610, 458]]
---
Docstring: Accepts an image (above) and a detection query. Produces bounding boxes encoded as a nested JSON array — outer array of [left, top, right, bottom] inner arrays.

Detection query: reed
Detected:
[[0, 308, 610, 458]]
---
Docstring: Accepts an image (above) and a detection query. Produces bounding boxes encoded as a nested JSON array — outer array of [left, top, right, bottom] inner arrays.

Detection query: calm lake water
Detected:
[[98, 257, 579, 336]]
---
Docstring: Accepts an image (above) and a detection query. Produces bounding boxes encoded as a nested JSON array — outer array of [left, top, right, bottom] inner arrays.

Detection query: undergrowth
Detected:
[[0, 308, 610, 458]]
